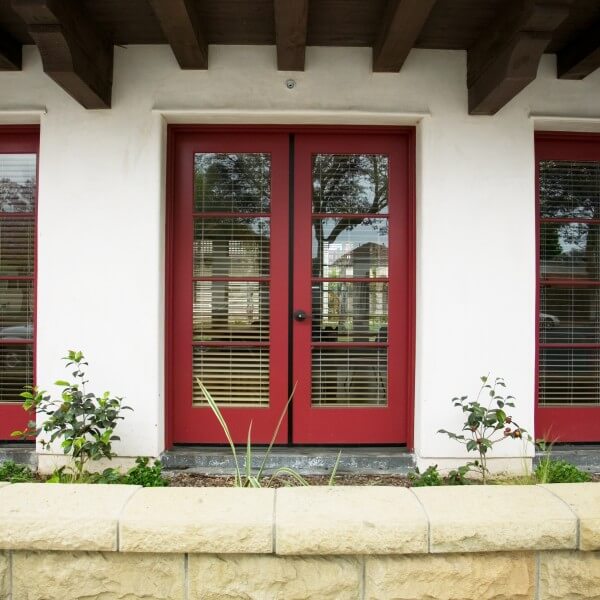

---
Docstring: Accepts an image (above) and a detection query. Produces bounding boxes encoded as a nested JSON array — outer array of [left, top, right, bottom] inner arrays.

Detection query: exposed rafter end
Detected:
[[148, 0, 207, 70], [467, 0, 573, 115], [0, 29, 22, 70], [274, 0, 308, 71], [372, 0, 436, 73], [11, 0, 113, 109], [557, 21, 600, 80]]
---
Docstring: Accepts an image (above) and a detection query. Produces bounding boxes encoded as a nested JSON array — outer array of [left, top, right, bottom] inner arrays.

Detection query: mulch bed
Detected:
[[165, 471, 600, 487]]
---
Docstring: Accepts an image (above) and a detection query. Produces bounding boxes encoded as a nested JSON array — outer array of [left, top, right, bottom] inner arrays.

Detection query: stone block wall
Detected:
[[0, 482, 599, 599]]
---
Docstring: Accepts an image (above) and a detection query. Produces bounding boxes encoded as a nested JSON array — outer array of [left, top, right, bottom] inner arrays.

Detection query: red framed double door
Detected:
[[168, 127, 414, 445]]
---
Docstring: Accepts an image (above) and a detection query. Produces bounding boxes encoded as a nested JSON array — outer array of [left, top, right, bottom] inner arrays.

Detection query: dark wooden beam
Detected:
[[468, 0, 573, 115], [0, 28, 22, 70], [148, 0, 207, 69], [11, 0, 112, 108], [373, 0, 437, 72], [557, 21, 600, 79], [274, 0, 308, 71]]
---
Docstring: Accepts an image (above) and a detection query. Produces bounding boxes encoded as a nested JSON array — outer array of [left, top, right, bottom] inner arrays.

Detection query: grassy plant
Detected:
[[126, 456, 168, 487], [0, 460, 35, 483], [196, 378, 341, 487], [408, 465, 442, 487], [535, 458, 591, 483]]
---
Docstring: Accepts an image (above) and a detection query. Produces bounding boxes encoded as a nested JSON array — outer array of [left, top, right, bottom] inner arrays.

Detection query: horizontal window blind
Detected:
[[539, 160, 600, 406], [192, 153, 272, 407], [0, 153, 36, 404]]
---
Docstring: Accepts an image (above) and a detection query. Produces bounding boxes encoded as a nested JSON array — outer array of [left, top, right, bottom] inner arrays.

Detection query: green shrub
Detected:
[[446, 463, 473, 485], [535, 459, 591, 483], [125, 457, 168, 487], [14, 350, 131, 481], [438, 375, 532, 484], [0, 460, 35, 483], [408, 465, 442, 487]]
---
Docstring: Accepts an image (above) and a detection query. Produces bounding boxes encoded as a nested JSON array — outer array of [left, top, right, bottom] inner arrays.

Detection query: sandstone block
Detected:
[[276, 486, 428, 555], [0, 551, 8, 599], [541, 483, 600, 551], [0, 483, 140, 551], [12, 551, 185, 600], [413, 485, 577, 553], [365, 552, 535, 600], [120, 487, 274, 553], [189, 554, 361, 600], [539, 550, 600, 599]]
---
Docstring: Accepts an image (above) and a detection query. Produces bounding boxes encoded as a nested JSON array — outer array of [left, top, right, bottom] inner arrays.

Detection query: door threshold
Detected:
[[161, 446, 415, 475]]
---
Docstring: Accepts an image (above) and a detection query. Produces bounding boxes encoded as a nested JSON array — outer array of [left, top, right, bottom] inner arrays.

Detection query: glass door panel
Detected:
[[171, 133, 289, 444], [292, 134, 411, 444]]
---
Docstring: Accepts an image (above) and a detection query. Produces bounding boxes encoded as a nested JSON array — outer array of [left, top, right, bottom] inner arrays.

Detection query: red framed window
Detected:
[[536, 132, 600, 442], [0, 126, 39, 440]]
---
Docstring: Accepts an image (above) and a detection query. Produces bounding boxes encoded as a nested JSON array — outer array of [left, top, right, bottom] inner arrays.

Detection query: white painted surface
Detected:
[[0, 45, 599, 465]]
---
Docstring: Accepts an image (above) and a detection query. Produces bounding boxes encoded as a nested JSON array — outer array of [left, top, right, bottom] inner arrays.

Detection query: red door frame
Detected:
[[165, 125, 416, 448], [0, 125, 39, 440], [535, 131, 600, 442]]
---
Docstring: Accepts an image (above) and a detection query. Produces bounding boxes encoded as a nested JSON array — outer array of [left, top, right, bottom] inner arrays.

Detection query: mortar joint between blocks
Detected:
[[408, 487, 431, 553], [272, 488, 277, 555], [537, 484, 580, 549], [116, 485, 143, 551]]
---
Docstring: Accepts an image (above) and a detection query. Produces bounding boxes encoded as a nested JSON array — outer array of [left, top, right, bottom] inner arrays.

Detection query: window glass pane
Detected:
[[540, 222, 600, 281], [539, 348, 600, 406], [312, 154, 388, 214], [312, 282, 388, 342], [0, 280, 33, 334], [312, 218, 388, 278], [540, 287, 600, 344], [0, 345, 32, 403], [540, 160, 600, 219], [193, 346, 269, 407], [193, 281, 269, 342], [194, 153, 271, 212], [194, 218, 270, 278], [0, 154, 36, 213], [312, 347, 387, 407]]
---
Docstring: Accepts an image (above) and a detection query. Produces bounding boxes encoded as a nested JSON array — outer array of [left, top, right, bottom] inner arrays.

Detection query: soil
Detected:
[[165, 471, 600, 487]]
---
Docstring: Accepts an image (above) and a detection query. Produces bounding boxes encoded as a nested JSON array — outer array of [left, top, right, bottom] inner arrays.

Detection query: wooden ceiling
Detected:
[[0, 0, 599, 113]]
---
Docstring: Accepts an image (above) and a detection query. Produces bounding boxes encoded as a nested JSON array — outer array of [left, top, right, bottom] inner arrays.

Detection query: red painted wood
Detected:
[[166, 126, 416, 447], [168, 130, 290, 444], [0, 126, 39, 440], [292, 132, 411, 444], [535, 132, 600, 443]]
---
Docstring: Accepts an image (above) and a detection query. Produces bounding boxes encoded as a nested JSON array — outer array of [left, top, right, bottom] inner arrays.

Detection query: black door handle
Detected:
[[293, 310, 309, 322]]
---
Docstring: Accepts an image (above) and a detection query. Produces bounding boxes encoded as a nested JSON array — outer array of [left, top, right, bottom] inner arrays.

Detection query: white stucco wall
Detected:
[[1, 44, 599, 465]]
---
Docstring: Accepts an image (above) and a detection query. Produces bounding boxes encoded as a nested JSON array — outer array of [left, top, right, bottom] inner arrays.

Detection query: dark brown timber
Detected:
[[373, 0, 437, 72], [147, 0, 207, 69], [467, 0, 573, 115], [0, 28, 22, 70], [11, 0, 113, 108], [557, 20, 600, 79], [274, 0, 308, 71]]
